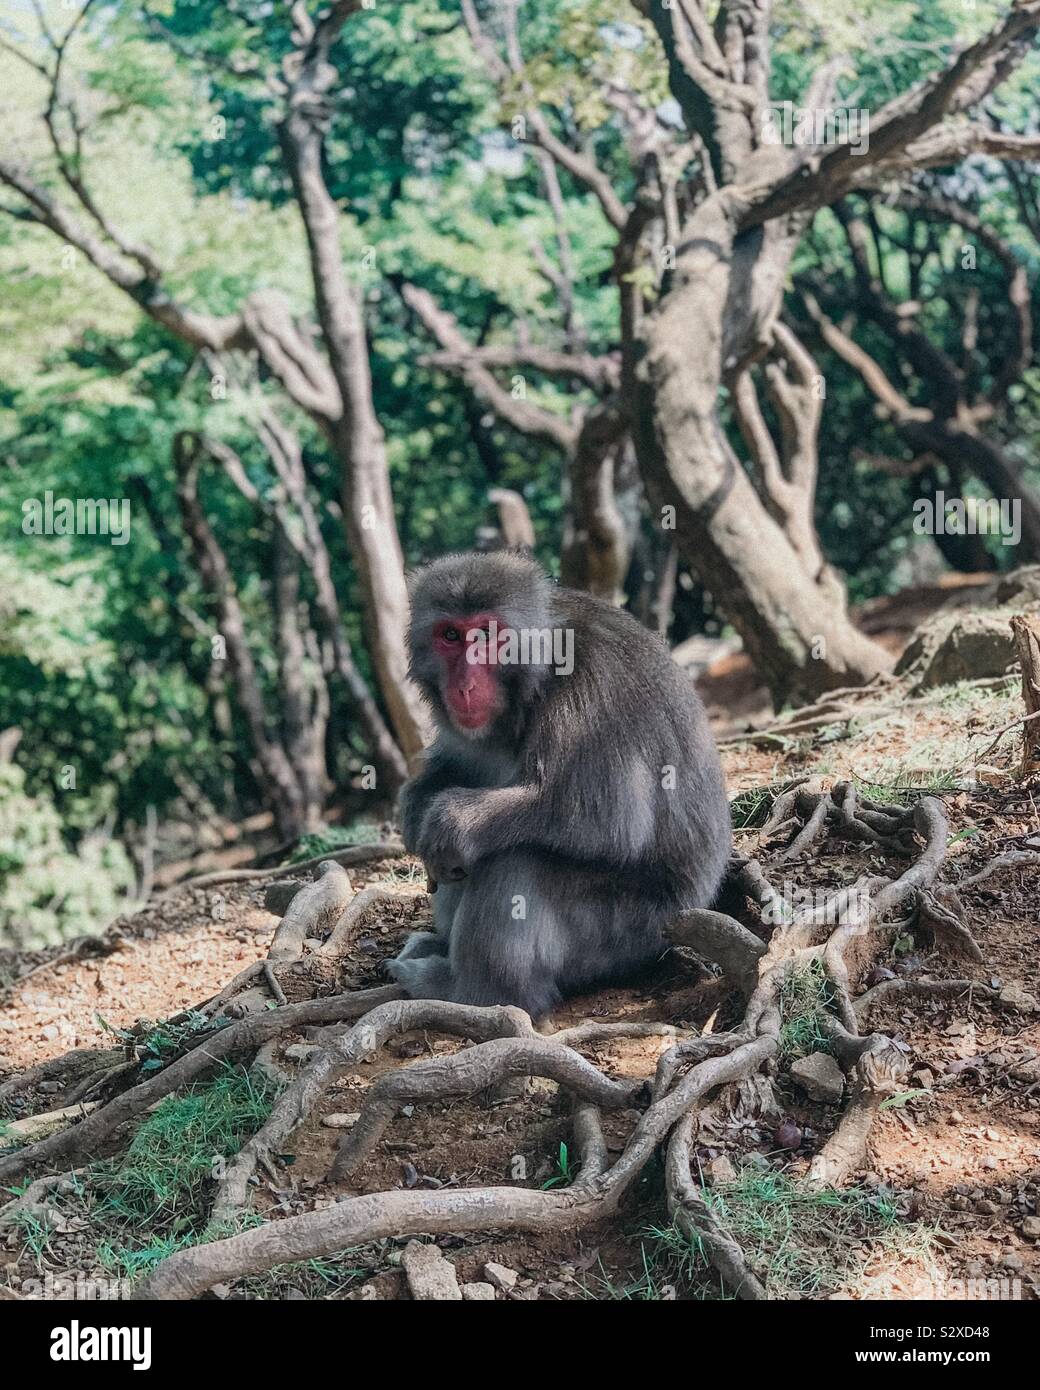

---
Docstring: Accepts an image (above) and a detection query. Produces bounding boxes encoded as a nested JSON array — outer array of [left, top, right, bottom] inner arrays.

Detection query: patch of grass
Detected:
[[778, 958, 834, 1061], [236, 1252, 370, 1300], [93, 1064, 278, 1225], [729, 785, 777, 830], [96, 1233, 197, 1278], [381, 859, 426, 889], [654, 1170, 929, 1299], [9, 1210, 53, 1265], [581, 1239, 708, 1301], [852, 767, 962, 805], [289, 821, 382, 863], [0, 1121, 25, 1149]]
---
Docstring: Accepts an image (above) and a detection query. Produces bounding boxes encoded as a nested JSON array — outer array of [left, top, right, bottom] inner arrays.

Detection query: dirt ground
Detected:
[[1, 663, 1039, 1301]]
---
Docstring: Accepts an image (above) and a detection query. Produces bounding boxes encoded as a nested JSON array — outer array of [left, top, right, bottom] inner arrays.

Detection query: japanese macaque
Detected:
[[388, 550, 731, 1018]]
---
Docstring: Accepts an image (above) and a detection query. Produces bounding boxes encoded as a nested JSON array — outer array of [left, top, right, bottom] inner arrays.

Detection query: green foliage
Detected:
[[0, 760, 133, 951], [94, 1065, 278, 1225], [0, 0, 1038, 958], [540, 1141, 574, 1189], [778, 959, 834, 1062], [657, 1170, 922, 1299]]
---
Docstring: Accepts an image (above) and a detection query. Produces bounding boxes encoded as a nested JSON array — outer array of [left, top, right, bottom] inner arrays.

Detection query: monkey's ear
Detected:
[[405, 562, 433, 602]]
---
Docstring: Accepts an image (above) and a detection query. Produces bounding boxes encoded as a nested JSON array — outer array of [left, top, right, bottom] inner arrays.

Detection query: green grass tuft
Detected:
[[778, 958, 834, 1061], [94, 1064, 278, 1225], [288, 821, 382, 863], [651, 1170, 928, 1299]]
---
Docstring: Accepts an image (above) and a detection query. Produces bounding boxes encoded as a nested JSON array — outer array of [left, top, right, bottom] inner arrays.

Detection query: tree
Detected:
[[799, 190, 1040, 562], [0, 0, 425, 768]]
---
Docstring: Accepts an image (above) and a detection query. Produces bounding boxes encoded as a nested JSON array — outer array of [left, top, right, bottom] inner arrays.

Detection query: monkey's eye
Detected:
[[443, 627, 461, 642]]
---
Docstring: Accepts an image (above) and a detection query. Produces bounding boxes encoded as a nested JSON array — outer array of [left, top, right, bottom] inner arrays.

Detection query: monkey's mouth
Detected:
[[449, 707, 494, 733]]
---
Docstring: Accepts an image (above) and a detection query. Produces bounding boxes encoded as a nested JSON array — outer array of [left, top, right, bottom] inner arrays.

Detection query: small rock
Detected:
[[790, 1052, 845, 1104], [1000, 985, 1039, 1013], [1021, 1216, 1040, 1240], [1001, 1253, 1025, 1273], [975, 1199, 1000, 1215], [321, 1112, 361, 1129], [981, 1156, 999, 1171], [401, 1241, 461, 1302], [912, 1068, 935, 1089], [1011, 1060, 1040, 1082], [284, 1043, 321, 1064], [461, 1282, 496, 1301], [706, 1155, 738, 1184], [484, 1261, 520, 1291]]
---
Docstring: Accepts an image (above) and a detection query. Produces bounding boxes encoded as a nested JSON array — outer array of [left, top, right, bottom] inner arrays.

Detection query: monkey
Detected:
[[387, 549, 731, 1019]]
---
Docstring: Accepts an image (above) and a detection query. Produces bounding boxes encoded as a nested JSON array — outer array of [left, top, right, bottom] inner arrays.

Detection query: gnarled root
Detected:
[[0, 985, 404, 1186]]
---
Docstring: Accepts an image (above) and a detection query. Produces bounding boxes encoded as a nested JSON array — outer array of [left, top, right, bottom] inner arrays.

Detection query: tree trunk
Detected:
[[560, 396, 632, 602], [630, 196, 890, 705], [279, 35, 427, 763], [272, 520, 328, 830], [1010, 614, 1040, 777], [254, 411, 408, 789], [173, 433, 312, 841]]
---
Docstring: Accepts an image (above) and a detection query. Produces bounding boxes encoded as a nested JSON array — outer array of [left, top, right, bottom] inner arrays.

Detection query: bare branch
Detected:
[[402, 282, 577, 453]]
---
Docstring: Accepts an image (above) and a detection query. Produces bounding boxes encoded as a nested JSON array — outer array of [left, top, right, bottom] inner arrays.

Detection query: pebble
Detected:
[[484, 1261, 519, 1291], [321, 1113, 361, 1129], [401, 1241, 461, 1302]]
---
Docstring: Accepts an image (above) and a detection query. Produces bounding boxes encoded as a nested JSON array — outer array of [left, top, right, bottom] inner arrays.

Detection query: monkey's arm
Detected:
[[397, 750, 464, 853], [416, 776, 650, 881]]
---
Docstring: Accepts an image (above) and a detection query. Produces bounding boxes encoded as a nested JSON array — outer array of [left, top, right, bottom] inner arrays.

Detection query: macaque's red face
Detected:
[[433, 612, 508, 733]]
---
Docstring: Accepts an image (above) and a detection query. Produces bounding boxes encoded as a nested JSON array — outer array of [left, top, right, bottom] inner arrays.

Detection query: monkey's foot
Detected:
[[391, 929, 448, 964], [385, 951, 452, 999]]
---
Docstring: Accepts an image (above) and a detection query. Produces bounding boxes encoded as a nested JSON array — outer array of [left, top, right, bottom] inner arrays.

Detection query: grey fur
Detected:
[[388, 551, 731, 1018]]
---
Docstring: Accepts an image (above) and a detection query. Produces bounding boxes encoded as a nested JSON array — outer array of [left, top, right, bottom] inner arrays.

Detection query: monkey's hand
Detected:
[[415, 789, 480, 884]]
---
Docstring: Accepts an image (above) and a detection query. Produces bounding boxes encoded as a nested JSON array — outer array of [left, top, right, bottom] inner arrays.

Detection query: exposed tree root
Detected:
[[161, 840, 405, 895], [330, 1036, 645, 1183], [855, 977, 1003, 1025], [0, 1048, 123, 1108], [665, 1111, 768, 1300], [916, 890, 984, 962], [210, 1000, 534, 1223], [211, 1005, 684, 1224], [806, 1039, 909, 1187], [139, 1032, 777, 1298], [6, 787, 982, 1302], [320, 885, 422, 956], [0, 1169, 84, 1228], [0, 985, 404, 1185], [667, 908, 765, 988], [957, 850, 1040, 889]]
